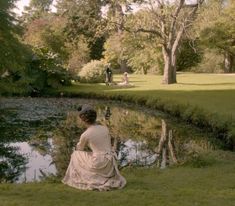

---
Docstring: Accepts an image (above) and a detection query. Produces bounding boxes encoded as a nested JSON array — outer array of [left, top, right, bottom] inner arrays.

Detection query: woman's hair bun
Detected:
[[77, 104, 97, 124]]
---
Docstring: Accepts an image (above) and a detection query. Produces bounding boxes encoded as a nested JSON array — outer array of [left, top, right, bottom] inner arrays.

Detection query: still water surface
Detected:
[[0, 98, 223, 183]]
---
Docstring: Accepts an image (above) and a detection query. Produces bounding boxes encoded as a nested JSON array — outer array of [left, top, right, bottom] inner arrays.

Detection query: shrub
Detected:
[[183, 152, 216, 168], [79, 60, 106, 83], [192, 49, 224, 73], [176, 39, 203, 71]]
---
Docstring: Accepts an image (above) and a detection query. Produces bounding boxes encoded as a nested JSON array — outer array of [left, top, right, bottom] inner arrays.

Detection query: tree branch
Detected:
[[168, 0, 185, 47]]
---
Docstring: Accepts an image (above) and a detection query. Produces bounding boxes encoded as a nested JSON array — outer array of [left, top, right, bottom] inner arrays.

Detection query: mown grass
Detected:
[[1, 151, 235, 206], [56, 73, 235, 141], [1, 73, 235, 205], [64, 73, 235, 118]]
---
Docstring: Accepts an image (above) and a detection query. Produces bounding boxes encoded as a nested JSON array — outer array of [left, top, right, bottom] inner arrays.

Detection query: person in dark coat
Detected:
[[105, 66, 113, 85]]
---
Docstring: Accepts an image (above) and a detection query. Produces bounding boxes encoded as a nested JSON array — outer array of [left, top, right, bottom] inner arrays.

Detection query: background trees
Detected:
[[0, 0, 32, 94], [1, 0, 234, 94], [123, 0, 205, 84], [0, 0, 29, 76], [199, 1, 235, 73]]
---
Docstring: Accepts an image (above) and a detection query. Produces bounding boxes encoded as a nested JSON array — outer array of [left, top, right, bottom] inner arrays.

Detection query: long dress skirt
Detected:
[[62, 150, 126, 191]]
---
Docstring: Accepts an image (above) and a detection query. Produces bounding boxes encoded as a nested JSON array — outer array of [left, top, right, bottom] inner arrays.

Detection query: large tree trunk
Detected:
[[162, 47, 177, 84], [171, 52, 177, 83], [115, 1, 128, 73], [120, 59, 128, 73], [224, 52, 234, 73]]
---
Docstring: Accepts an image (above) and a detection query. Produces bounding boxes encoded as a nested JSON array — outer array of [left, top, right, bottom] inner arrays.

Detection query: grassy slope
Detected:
[[1, 73, 235, 205]]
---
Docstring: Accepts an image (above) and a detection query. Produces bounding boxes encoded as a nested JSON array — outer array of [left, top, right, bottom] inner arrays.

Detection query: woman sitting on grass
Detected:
[[117, 72, 134, 87], [62, 105, 126, 191], [117, 72, 129, 86]]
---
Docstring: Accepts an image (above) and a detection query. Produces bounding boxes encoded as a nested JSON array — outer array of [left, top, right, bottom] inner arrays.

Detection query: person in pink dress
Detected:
[[62, 105, 126, 191]]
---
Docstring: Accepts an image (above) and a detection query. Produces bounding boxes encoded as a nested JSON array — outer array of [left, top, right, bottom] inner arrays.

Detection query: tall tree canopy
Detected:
[[0, 0, 29, 76], [57, 0, 106, 60], [123, 0, 205, 84], [199, 0, 235, 72]]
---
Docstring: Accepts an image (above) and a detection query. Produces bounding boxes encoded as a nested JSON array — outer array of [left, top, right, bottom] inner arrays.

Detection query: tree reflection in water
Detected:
[[52, 105, 221, 177], [99, 106, 218, 169], [155, 119, 178, 169], [0, 143, 27, 183], [52, 112, 85, 178], [0, 99, 223, 182]]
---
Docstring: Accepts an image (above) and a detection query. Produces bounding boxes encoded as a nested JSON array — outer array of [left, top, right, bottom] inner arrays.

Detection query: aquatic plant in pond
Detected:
[[0, 98, 225, 183]]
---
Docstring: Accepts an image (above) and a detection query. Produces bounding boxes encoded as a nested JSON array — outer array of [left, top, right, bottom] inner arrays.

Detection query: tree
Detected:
[[104, 28, 163, 74], [21, 0, 53, 23], [0, 0, 29, 77], [176, 38, 203, 71], [29, 0, 53, 11], [57, 0, 106, 60], [103, 0, 138, 72], [125, 0, 205, 84], [199, 1, 235, 73], [23, 16, 68, 61]]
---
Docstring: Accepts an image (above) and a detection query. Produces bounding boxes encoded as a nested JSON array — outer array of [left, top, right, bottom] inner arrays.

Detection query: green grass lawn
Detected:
[[1, 73, 235, 206], [1, 151, 235, 206], [62, 73, 235, 119], [60, 73, 235, 135]]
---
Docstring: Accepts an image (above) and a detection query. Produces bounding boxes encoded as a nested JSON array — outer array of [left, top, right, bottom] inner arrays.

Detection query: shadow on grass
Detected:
[[178, 82, 235, 86], [61, 84, 235, 119]]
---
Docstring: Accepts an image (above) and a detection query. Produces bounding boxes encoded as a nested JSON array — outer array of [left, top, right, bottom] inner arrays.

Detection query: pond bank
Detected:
[[1, 74, 234, 146], [48, 74, 234, 148], [45, 88, 234, 149], [1, 73, 235, 206]]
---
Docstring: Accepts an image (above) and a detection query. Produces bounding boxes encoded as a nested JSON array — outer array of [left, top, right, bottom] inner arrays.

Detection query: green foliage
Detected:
[[79, 60, 106, 83], [22, 47, 72, 95], [59, 0, 106, 60], [66, 38, 91, 75], [21, 0, 53, 23], [177, 39, 203, 71], [197, 0, 235, 72], [0, 0, 33, 95], [23, 14, 91, 76], [183, 152, 216, 168], [103, 25, 163, 74], [0, 0, 29, 74], [103, 34, 126, 70], [23, 16, 68, 61], [200, 1, 235, 55], [123, 31, 163, 74], [52, 112, 84, 178], [193, 49, 224, 73]]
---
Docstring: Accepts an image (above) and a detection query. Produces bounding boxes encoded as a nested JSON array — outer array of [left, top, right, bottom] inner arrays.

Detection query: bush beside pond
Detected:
[[78, 60, 106, 83]]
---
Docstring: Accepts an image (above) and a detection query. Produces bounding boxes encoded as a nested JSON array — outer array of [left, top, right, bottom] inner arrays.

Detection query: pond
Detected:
[[0, 97, 225, 183]]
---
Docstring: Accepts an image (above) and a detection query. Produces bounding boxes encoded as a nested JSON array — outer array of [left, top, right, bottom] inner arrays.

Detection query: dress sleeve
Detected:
[[76, 133, 88, 151]]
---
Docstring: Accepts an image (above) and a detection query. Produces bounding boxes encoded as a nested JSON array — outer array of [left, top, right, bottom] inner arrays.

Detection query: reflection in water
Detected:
[[0, 143, 27, 183], [10, 141, 56, 182], [52, 112, 84, 178], [155, 120, 178, 169], [0, 98, 223, 183]]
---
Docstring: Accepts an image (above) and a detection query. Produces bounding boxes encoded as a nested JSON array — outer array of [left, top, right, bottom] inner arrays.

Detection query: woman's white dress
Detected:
[[62, 125, 126, 191]]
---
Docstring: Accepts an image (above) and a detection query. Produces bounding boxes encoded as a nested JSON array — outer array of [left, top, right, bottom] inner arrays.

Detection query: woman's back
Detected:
[[82, 125, 112, 154]]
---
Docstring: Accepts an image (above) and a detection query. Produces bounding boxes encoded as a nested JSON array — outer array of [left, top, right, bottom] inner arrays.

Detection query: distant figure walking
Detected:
[[105, 65, 113, 85]]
